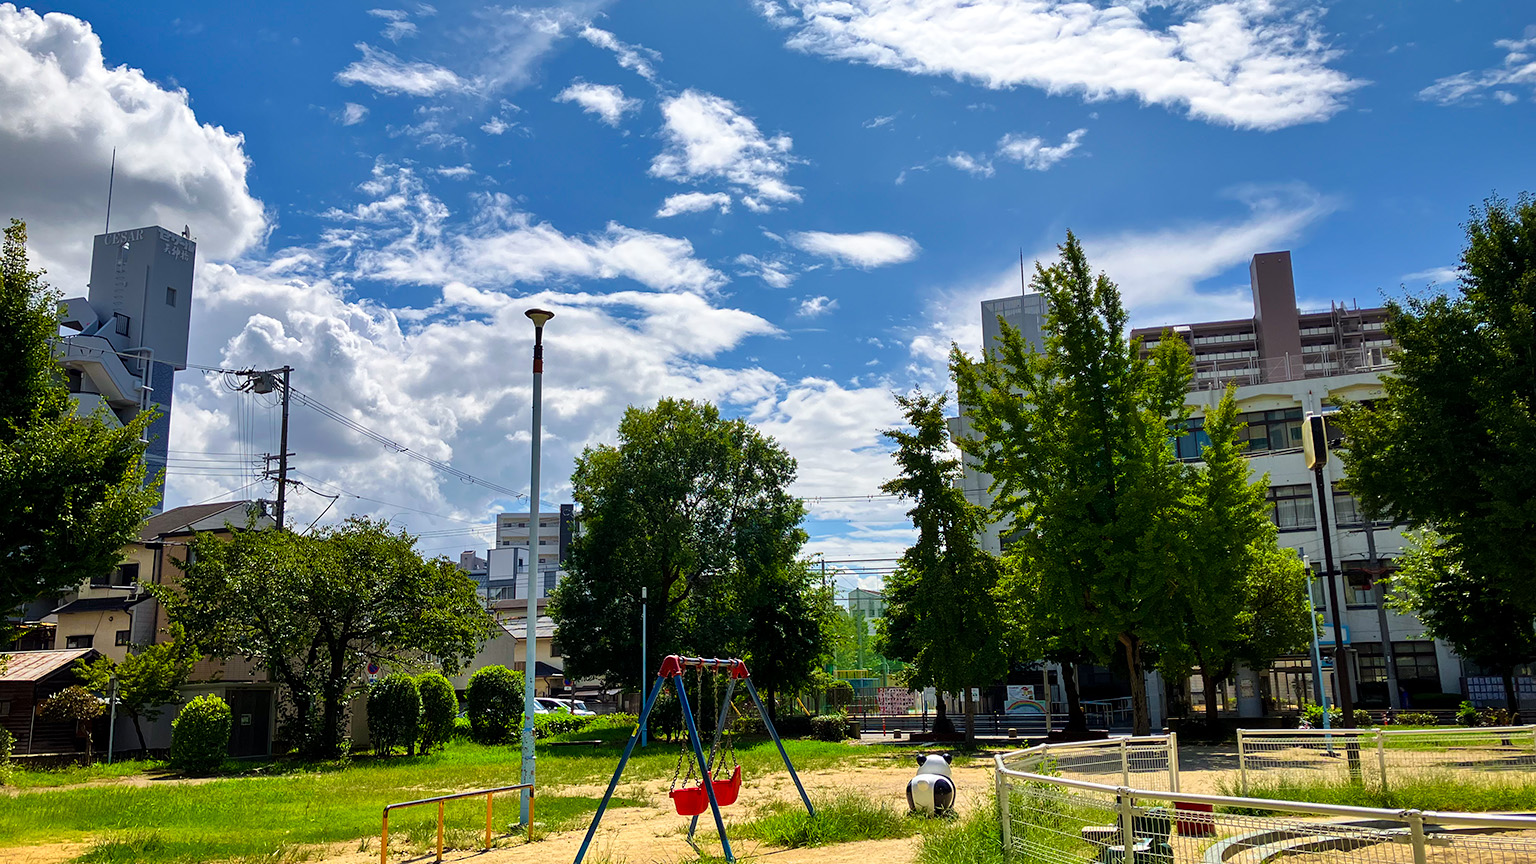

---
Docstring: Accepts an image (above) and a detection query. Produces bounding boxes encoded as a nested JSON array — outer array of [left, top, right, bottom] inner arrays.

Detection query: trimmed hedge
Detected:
[[368, 674, 422, 756], [416, 672, 458, 753], [811, 712, 855, 742], [171, 694, 232, 774], [466, 665, 524, 744], [533, 712, 638, 740]]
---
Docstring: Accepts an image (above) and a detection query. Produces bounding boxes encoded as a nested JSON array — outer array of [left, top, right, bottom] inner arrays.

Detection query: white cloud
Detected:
[[1400, 265, 1458, 287], [908, 184, 1339, 385], [656, 192, 732, 218], [336, 43, 470, 97], [797, 295, 838, 317], [863, 113, 897, 128], [789, 230, 920, 268], [735, 254, 796, 288], [368, 10, 419, 42], [0, 5, 266, 288], [433, 164, 475, 179], [762, 0, 1361, 130], [996, 128, 1086, 170], [481, 116, 510, 135], [340, 102, 370, 125], [651, 90, 801, 207], [946, 151, 994, 177], [1419, 29, 1536, 106], [555, 81, 641, 127], [579, 25, 661, 82]]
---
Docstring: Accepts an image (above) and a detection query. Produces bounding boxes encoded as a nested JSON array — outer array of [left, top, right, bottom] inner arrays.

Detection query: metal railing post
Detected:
[[486, 792, 494, 850], [995, 755, 1012, 853], [436, 800, 444, 862], [1407, 809, 1428, 864], [1167, 732, 1180, 794], [1118, 788, 1137, 864], [1375, 729, 1388, 792], [1120, 738, 1131, 787], [1237, 731, 1249, 796], [380, 810, 388, 864]]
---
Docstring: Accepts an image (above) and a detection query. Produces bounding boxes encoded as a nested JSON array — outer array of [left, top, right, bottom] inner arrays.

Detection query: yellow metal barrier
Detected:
[[380, 783, 533, 864]]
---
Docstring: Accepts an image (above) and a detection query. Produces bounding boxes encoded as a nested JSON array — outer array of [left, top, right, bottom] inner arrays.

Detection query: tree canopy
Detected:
[[77, 625, 196, 754], [551, 398, 826, 709], [877, 390, 1005, 743], [154, 517, 491, 758], [1337, 193, 1536, 713], [0, 218, 157, 625]]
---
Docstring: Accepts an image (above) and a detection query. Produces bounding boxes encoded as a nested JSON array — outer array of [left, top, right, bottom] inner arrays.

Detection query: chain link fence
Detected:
[[995, 736, 1536, 864], [1237, 726, 1536, 794]]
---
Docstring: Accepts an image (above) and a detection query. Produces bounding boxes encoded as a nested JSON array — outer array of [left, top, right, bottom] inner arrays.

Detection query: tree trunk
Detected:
[[1121, 634, 1151, 736], [933, 693, 955, 734], [963, 687, 976, 746], [1063, 663, 1089, 733], [131, 714, 149, 756], [1503, 669, 1522, 725], [1200, 668, 1220, 730]]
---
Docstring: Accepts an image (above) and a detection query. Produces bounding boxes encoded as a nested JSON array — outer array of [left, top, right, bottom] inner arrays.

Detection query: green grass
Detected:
[[914, 805, 1008, 864], [732, 791, 921, 848], [0, 735, 882, 863], [1219, 775, 1536, 812], [7, 757, 172, 789]]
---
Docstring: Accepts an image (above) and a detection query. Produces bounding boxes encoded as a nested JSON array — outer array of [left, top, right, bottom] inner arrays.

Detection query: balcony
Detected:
[[1189, 345, 1394, 392]]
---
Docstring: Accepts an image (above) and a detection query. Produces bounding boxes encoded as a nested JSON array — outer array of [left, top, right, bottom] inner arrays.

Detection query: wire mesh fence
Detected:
[[996, 736, 1536, 864], [1237, 727, 1536, 794], [1037, 736, 1180, 793]]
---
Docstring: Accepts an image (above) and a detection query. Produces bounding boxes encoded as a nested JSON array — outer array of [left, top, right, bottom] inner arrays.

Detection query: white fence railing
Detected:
[[996, 735, 1536, 864], [1237, 725, 1536, 794]]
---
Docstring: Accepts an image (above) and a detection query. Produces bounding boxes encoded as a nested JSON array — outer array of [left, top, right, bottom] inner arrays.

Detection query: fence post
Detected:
[[437, 800, 444, 863], [1118, 788, 1137, 864], [1121, 738, 1131, 787], [381, 809, 389, 864], [1375, 729, 1388, 792], [1167, 732, 1180, 794], [1406, 810, 1427, 864], [995, 755, 1012, 854], [1237, 731, 1249, 797], [485, 791, 494, 850]]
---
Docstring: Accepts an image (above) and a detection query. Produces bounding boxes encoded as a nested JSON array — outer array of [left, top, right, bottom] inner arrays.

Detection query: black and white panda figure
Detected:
[[906, 752, 956, 816]]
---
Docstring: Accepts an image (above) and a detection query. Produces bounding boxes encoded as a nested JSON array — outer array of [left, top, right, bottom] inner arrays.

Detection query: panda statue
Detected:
[[906, 752, 956, 816]]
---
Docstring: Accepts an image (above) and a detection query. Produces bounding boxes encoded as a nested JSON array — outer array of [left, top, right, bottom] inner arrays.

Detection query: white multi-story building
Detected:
[[956, 252, 1480, 720], [458, 504, 580, 619]]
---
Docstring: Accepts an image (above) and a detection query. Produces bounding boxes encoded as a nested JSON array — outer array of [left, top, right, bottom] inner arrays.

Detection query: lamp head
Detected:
[[525, 308, 555, 328]]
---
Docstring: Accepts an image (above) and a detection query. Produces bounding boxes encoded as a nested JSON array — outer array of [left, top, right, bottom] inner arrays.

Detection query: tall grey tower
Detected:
[[58, 225, 197, 513]]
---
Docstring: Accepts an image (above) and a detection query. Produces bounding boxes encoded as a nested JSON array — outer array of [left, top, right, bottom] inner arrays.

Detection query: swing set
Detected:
[[573, 654, 815, 864]]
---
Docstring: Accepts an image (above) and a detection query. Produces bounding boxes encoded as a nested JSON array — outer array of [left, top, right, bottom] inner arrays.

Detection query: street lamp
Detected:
[[640, 586, 648, 748], [520, 308, 553, 827]]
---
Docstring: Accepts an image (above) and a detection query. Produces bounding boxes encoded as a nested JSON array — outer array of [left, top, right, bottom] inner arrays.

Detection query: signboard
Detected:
[[875, 687, 915, 714], [1005, 684, 1045, 716]]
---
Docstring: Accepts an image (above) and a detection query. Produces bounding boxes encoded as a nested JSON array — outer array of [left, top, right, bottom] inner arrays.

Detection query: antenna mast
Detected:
[[1019, 249, 1026, 294], [104, 147, 116, 234]]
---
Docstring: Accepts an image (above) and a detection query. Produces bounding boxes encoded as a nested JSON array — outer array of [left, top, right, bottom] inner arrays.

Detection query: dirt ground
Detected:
[[0, 744, 1246, 864]]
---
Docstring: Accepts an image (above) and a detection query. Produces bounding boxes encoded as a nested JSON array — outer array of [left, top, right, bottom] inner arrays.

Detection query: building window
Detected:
[[1356, 643, 1387, 683], [1172, 418, 1211, 461], [1268, 485, 1316, 531], [1393, 640, 1440, 687], [543, 569, 558, 596], [115, 630, 131, 646], [114, 562, 139, 587], [66, 635, 94, 649], [113, 312, 131, 336], [1237, 408, 1304, 453], [551, 640, 564, 657], [165, 286, 177, 307], [1345, 572, 1377, 607]]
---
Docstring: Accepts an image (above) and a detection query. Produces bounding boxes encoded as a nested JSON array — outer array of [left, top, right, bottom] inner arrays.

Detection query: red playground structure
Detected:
[[572, 655, 815, 864]]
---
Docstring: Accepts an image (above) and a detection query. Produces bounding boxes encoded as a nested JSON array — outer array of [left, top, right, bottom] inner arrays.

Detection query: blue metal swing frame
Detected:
[[572, 655, 816, 864]]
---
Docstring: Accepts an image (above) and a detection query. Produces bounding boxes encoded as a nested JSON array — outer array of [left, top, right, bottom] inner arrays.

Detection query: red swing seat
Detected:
[[670, 766, 743, 815]]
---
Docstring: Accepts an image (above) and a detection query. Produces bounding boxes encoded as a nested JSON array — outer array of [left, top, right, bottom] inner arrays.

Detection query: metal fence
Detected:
[[1237, 726, 1536, 794], [996, 736, 1536, 864]]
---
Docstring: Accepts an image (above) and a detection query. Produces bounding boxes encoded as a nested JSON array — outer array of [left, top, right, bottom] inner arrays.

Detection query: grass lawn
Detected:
[[1219, 775, 1536, 812], [0, 733, 904, 863]]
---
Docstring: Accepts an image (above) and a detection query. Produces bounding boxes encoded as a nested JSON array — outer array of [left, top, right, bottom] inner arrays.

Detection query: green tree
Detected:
[[76, 626, 195, 755], [952, 232, 1193, 735], [466, 665, 524, 744], [877, 390, 1006, 744], [1164, 388, 1311, 726], [0, 219, 157, 628], [416, 672, 458, 753], [367, 673, 421, 756], [732, 563, 836, 720], [552, 399, 812, 697], [39, 685, 105, 764], [1335, 194, 1536, 718], [154, 517, 492, 758]]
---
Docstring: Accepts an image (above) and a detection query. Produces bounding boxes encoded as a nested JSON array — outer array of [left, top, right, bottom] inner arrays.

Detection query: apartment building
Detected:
[[957, 251, 1475, 721], [472, 504, 579, 617]]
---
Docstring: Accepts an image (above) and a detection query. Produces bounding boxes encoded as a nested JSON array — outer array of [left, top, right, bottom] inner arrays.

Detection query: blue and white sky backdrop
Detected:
[[2, 1, 1531, 588]]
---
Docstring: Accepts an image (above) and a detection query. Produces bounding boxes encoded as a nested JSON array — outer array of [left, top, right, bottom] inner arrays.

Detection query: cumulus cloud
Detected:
[[481, 116, 510, 135], [761, 0, 1361, 130], [340, 102, 370, 125], [789, 230, 920, 268], [797, 295, 838, 317], [0, 4, 267, 288], [336, 43, 470, 96], [997, 128, 1086, 170], [1419, 28, 1536, 106], [651, 90, 801, 208], [656, 192, 732, 218], [555, 80, 641, 126]]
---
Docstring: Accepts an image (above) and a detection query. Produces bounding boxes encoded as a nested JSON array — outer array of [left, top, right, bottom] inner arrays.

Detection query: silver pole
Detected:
[[520, 309, 552, 825], [107, 676, 118, 764], [641, 586, 648, 748]]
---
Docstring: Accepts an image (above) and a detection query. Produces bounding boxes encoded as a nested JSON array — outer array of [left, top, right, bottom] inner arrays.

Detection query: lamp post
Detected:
[[640, 586, 648, 748], [520, 308, 553, 827]]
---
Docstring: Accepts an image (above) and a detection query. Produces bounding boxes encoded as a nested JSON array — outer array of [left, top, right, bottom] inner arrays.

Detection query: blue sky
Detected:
[[2, 1, 1532, 588]]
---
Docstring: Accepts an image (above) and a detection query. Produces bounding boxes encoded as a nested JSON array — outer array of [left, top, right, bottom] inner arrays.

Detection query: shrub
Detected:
[[416, 672, 458, 753], [533, 712, 589, 739], [39, 685, 106, 763], [1397, 712, 1439, 726], [367, 674, 421, 756], [466, 665, 523, 744], [170, 694, 231, 774], [730, 713, 765, 737], [1353, 708, 1372, 727], [452, 716, 472, 740], [811, 712, 854, 742], [773, 714, 814, 739], [0, 727, 13, 785], [1458, 701, 1480, 727]]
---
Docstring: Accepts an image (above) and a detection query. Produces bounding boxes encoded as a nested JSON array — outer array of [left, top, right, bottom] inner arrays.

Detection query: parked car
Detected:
[[561, 699, 597, 717], [534, 697, 568, 714]]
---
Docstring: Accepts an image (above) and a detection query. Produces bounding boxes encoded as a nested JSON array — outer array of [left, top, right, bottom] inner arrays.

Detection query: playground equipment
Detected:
[[573, 654, 815, 864], [380, 782, 532, 864]]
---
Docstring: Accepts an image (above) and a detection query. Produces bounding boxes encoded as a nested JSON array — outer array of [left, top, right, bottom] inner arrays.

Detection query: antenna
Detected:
[[1019, 248, 1026, 295], [104, 147, 116, 235]]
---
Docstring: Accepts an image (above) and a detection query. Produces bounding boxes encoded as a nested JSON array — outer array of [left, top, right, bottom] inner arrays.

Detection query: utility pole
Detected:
[[239, 366, 294, 529], [1306, 413, 1361, 779]]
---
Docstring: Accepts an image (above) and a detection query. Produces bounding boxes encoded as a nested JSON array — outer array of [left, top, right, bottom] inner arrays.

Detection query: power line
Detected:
[[291, 470, 496, 530]]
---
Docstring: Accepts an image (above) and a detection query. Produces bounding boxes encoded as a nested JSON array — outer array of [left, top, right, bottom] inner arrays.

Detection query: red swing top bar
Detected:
[[657, 654, 749, 679]]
